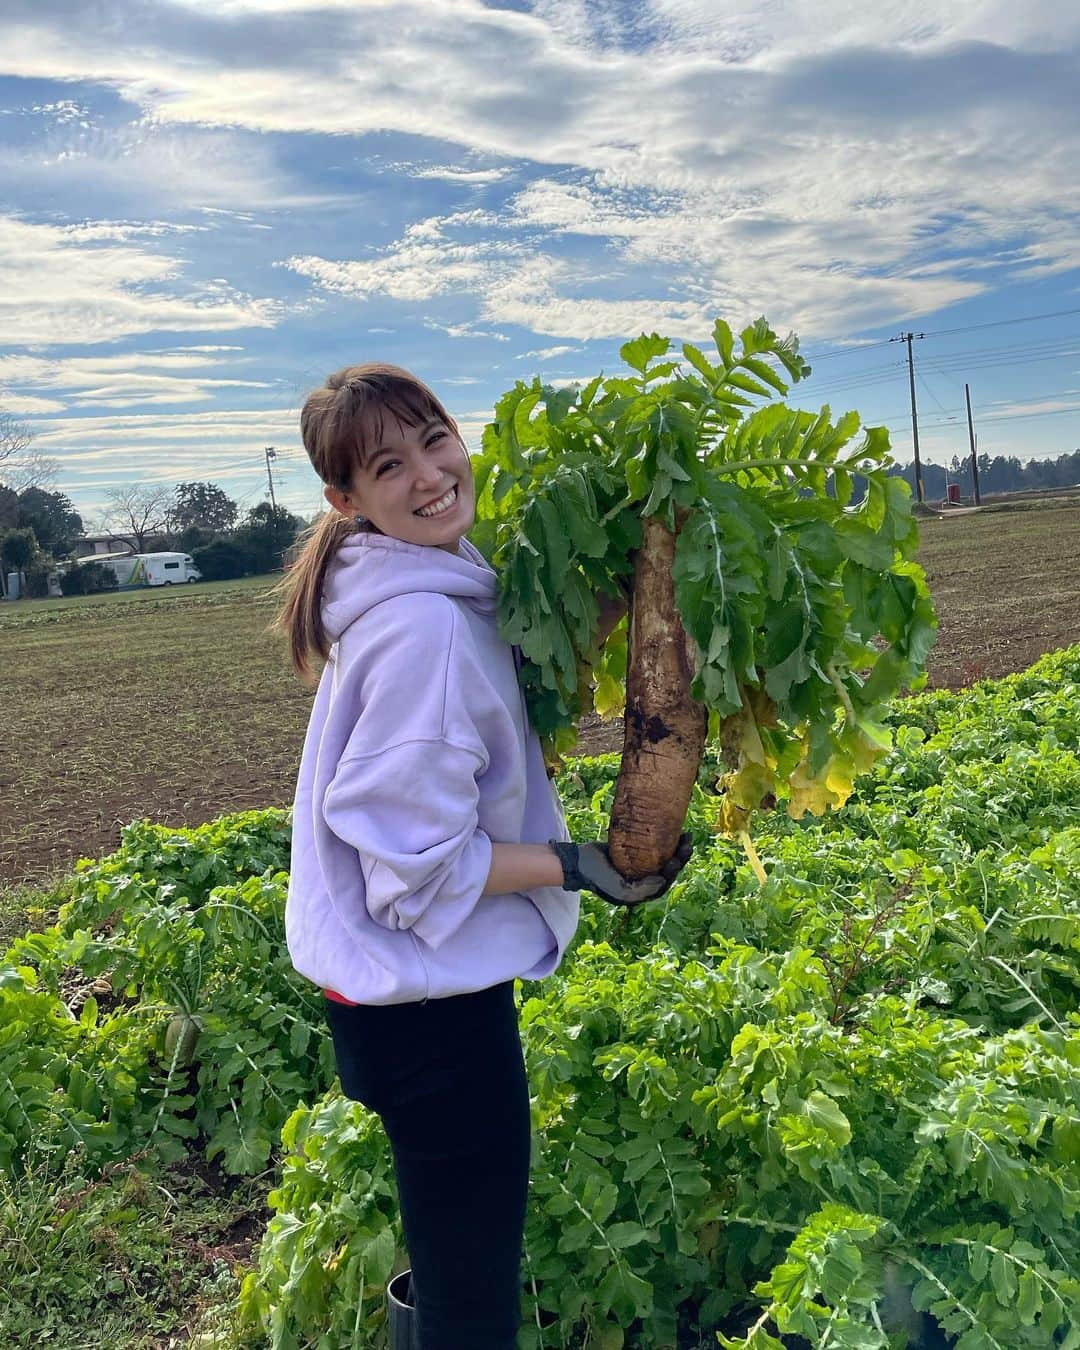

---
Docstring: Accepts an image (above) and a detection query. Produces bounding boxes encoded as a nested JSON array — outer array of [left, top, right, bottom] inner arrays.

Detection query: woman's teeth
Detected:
[[415, 485, 458, 518]]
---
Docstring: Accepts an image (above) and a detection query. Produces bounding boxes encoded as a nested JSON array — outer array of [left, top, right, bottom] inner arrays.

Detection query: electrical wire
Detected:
[[917, 372, 955, 419], [800, 305, 1080, 360], [921, 306, 1080, 339], [799, 338, 897, 362], [792, 316, 1080, 452], [877, 404, 1080, 435]]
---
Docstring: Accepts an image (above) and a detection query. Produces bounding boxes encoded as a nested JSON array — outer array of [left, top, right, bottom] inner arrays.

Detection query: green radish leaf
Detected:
[[713, 318, 735, 366], [682, 341, 718, 384], [620, 333, 670, 373]]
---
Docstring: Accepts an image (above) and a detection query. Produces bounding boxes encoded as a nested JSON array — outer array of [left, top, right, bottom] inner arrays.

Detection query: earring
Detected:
[[355, 513, 367, 525]]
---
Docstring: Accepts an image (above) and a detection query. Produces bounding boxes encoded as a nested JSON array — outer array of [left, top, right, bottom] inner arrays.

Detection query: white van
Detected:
[[62, 550, 202, 590], [137, 552, 202, 586]]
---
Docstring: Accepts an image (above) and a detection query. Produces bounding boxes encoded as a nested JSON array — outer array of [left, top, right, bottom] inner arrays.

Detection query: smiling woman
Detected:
[[268, 359, 688, 1348]]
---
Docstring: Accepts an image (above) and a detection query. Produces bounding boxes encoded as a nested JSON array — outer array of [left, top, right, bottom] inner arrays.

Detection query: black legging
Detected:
[[324, 980, 532, 1348]]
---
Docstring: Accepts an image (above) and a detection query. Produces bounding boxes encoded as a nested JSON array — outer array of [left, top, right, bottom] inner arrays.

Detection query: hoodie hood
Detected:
[[321, 531, 498, 642]]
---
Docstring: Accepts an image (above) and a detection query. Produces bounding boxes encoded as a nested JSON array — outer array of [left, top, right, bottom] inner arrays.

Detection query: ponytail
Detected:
[[269, 510, 361, 687]]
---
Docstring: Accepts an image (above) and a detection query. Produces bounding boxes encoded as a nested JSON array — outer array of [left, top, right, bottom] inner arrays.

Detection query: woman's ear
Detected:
[[324, 483, 357, 517]]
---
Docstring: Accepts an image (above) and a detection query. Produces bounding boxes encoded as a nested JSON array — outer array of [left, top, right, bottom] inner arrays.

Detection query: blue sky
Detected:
[[1, 0, 1078, 527]]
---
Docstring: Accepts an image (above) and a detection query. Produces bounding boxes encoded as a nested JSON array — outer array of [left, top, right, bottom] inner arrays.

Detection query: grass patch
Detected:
[[0, 1144, 270, 1348]]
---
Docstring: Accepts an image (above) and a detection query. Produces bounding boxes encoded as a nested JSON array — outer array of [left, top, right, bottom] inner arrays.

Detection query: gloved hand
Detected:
[[548, 833, 694, 908]]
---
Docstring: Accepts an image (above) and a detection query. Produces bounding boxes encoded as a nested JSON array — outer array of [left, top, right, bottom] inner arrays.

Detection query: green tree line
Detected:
[[888, 447, 1080, 500], [0, 478, 309, 600]]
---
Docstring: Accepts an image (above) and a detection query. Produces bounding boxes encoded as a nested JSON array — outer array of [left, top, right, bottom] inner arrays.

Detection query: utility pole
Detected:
[[891, 332, 926, 502], [264, 446, 278, 512], [265, 446, 280, 566], [965, 384, 981, 506]]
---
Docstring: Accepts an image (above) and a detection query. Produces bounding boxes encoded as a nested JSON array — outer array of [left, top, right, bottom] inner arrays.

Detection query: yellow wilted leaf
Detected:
[[848, 719, 893, 774], [594, 671, 624, 720], [736, 695, 769, 765], [786, 755, 846, 818], [714, 795, 752, 837], [721, 759, 776, 813], [823, 761, 856, 809]]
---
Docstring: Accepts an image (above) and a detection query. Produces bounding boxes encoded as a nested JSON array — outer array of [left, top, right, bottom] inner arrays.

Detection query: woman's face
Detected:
[[325, 412, 477, 552]]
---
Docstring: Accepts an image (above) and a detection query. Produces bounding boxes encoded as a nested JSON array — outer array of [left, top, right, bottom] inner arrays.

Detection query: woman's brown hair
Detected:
[[270, 363, 463, 686]]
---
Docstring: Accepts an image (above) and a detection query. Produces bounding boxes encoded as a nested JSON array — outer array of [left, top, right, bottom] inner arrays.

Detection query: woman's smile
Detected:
[[414, 484, 459, 518]]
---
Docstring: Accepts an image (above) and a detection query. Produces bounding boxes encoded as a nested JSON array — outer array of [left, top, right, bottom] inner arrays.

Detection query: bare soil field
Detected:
[[3, 500, 1079, 902]]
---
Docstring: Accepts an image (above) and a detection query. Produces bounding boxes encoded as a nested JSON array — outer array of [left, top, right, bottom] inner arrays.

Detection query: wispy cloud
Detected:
[[408, 165, 510, 185], [0, 215, 280, 345], [516, 345, 580, 361], [6, 2, 1078, 340]]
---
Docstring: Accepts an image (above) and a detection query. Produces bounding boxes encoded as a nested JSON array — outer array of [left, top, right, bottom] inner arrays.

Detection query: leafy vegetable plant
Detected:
[[471, 317, 937, 878]]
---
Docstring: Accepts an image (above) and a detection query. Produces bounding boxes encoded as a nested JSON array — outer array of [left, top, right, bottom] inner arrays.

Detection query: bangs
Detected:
[[352, 385, 446, 470]]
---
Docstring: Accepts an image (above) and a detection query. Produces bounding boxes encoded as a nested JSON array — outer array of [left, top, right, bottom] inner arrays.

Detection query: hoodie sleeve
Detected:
[[320, 595, 494, 950]]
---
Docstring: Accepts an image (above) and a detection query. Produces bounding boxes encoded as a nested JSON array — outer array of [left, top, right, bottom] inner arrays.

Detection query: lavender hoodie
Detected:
[[285, 531, 581, 1005]]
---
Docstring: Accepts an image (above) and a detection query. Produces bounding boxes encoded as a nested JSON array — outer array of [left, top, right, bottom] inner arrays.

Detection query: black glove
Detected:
[[548, 833, 694, 908]]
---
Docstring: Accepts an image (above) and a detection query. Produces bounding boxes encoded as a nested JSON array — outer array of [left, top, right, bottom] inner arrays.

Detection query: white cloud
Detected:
[[0, 215, 280, 346], [516, 345, 580, 360], [408, 165, 510, 184], [33, 407, 301, 451], [0, 106, 304, 213], [283, 191, 984, 344], [0, 348, 274, 410], [32, 398, 495, 514], [984, 395, 1080, 418], [647, 0, 1080, 63], [475, 252, 714, 340], [0, 392, 67, 414], [422, 319, 511, 341], [59, 219, 206, 243], [280, 210, 517, 304]]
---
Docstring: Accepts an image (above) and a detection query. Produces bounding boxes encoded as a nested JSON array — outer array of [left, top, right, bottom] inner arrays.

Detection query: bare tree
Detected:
[[103, 484, 174, 553], [1, 448, 60, 493], [0, 411, 59, 491], [0, 410, 31, 468]]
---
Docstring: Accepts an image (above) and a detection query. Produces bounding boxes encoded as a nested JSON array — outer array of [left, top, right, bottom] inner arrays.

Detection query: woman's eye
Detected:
[[376, 460, 400, 476], [426, 433, 447, 448]]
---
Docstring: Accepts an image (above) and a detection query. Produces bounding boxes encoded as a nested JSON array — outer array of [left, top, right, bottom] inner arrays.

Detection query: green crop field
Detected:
[[2, 645, 1079, 1347], [4, 501, 1077, 909]]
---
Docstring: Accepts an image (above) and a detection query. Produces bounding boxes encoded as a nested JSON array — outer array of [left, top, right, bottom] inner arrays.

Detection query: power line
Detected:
[[919, 331, 1080, 364], [921, 306, 1080, 339], [875, 403, 1080, 434], [800, 338, 897, 363], [802, 335, 1080, 397], [919, 348, 1080, 379], [923, 405, 1080, 431], [791, 313, 1080, 460], [800, 362, 907, 396], [799, 304, 1080, 362], [917, 371, 953, 418]]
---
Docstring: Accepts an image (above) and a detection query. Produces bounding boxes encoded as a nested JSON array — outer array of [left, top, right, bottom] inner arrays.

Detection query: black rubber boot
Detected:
[[386, 1268, 420, 1349]]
